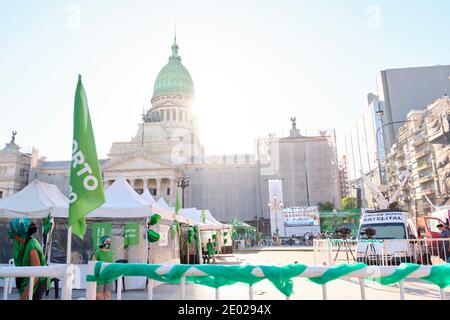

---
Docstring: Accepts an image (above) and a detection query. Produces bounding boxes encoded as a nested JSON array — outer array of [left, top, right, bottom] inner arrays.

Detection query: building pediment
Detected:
[[103, 154, 175, 172]]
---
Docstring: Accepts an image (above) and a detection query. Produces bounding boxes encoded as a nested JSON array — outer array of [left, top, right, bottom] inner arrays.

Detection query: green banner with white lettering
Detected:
[[69, 75, 106, 239], [124, 223, 140, 246], [92, 222, 112, 250]]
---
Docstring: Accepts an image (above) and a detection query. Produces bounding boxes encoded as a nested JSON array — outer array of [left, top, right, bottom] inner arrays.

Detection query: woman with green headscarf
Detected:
[[9, 218, 48, 300]]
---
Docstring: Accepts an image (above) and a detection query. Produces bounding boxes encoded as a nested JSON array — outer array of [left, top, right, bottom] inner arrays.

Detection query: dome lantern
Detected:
[[152, 37, 194, 99]]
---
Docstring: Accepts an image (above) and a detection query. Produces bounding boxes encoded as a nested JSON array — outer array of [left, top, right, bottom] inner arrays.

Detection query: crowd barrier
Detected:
[[313, 239, 450, 266], [0, 264, 73, 300], [85, 261, 449, 300]]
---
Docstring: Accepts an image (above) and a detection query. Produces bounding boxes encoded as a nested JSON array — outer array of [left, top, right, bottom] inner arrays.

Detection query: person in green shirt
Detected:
[[9, 218, 49, 300], [92, 235, 114, 300], [206, 238, 216, 264]]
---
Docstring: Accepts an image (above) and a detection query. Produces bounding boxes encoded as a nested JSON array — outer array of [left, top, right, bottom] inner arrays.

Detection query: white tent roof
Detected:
[[0, 179, 68, 218], [83, 176, 151, 218], [141, 189, 157, 207], [156, 197, 170, 209], [178, 208, 228, 230]]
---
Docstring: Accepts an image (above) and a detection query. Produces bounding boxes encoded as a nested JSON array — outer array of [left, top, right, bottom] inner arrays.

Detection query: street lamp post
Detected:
[[375, 107, 415, 201], [177, 172, 190, 209], [268, 195, 283, 245], [177, 172, 190, 263]]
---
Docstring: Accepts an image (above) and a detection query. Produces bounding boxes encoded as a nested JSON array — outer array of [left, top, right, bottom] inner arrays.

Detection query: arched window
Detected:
[[172, 109, 176, 121], [166, 109, 170, 121]]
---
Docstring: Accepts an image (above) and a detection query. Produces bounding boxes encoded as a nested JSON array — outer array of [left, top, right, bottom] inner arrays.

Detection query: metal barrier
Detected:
[[313, 238, 450, 266], [0, 264, 73, 300], [85, 261, 448, 301]]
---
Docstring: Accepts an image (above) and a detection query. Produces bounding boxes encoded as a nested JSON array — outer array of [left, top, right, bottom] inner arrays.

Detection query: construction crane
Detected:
[[359, 169, 412, 210]]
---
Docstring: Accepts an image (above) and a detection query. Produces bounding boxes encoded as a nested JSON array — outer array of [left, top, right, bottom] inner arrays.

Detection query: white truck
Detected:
[[356, 210, 426, 265]]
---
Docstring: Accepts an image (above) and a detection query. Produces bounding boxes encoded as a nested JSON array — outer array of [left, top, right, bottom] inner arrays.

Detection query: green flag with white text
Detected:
[[69, 75, 106, 239], [175, 190, 181, 214]]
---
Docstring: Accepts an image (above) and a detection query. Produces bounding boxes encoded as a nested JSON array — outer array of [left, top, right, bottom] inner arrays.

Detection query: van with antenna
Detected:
[[356, 210, 421, 265]]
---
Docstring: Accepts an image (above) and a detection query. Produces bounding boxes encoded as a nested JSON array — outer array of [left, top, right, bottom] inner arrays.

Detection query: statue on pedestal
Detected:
[[11, 131, 17, 143], [289, 117, 301, 138], [291, 117, 297, 130]]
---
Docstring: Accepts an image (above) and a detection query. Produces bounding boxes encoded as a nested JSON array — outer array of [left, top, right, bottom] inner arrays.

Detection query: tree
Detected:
[[318, 202, 334, 211], [342, 197, 357, 210]]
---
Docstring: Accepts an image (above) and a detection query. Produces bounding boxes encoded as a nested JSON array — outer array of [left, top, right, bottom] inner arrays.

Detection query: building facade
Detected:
[[0, 38, 340, 231], [377, 65, 450, 151], [345, 65, 450, 209], [386, 96, 450, 216], [339, 156, 350, 198], [0, 133, 38, 199]]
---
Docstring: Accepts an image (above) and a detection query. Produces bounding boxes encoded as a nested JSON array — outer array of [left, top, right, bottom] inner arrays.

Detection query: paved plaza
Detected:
[[5, 249, 446, 300]]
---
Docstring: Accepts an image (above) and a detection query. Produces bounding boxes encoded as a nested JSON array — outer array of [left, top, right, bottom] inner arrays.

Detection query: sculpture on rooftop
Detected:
[[11, 131, 17, 143], [290, 117, 297, 130]]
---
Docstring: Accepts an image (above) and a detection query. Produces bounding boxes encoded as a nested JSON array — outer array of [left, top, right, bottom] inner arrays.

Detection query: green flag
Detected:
[[69, 75, 106, 239], [175, 190, 181, 214], [201, 209, 206, 223]]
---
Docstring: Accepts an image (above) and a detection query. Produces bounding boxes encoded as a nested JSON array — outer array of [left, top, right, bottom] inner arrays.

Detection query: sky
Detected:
[[1, 0, 450, 161]]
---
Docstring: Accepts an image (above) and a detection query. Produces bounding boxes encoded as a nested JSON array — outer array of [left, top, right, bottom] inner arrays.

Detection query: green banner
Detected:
[[92, 222, 112, 250], [124, 223, 140, 246], [69, 75, 106, 239]]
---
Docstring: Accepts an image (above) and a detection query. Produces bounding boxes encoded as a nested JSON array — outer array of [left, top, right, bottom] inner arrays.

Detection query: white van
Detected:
[[356, 211, 422, 265]]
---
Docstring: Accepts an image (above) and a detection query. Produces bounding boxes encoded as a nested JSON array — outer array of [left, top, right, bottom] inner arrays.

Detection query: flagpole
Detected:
[[66, 226, 72, 264]]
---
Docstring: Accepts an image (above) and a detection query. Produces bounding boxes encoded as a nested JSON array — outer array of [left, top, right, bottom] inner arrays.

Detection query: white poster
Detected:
[[159, 225, 169, 246], [268, 179, 285, 237]]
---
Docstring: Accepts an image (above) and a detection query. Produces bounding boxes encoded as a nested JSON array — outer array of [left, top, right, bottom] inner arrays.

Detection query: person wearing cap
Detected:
[[9, 218, 49, 300], [437, 224, 450, 262], [92, 235, 114, 300]]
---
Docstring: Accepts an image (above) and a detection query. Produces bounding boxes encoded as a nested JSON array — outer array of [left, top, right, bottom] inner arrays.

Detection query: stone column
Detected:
[[143, 178, 148, 192], [169, 178, 176, 205], [156, 178, 161, 198], [129, 179, 136, 192]]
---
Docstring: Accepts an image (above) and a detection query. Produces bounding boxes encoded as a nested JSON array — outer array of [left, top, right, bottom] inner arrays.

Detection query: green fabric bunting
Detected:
[[309, 263, 367, 285], [87, 262, 191, 285], [85, 262, 450, 298], [421, 264, 450, 289], [369, 263, 421, 286], [260, 265, 307, 297]]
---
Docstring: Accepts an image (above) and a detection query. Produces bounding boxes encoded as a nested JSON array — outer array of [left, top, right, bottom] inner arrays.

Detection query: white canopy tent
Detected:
[[156, 197, 170, 210], [141, 188, 157, 207], [85, 176, 150, 218], [0, 179, 68, 218], [179, 208, 224, 230]]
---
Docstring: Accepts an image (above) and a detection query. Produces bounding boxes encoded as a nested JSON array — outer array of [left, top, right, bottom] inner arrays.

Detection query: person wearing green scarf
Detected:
[[9, 218, 48, 300], [92, 235, 114, 300]]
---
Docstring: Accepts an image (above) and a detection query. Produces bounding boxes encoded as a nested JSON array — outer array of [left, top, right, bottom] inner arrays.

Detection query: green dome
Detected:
[[152, 40, 194, 98]]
